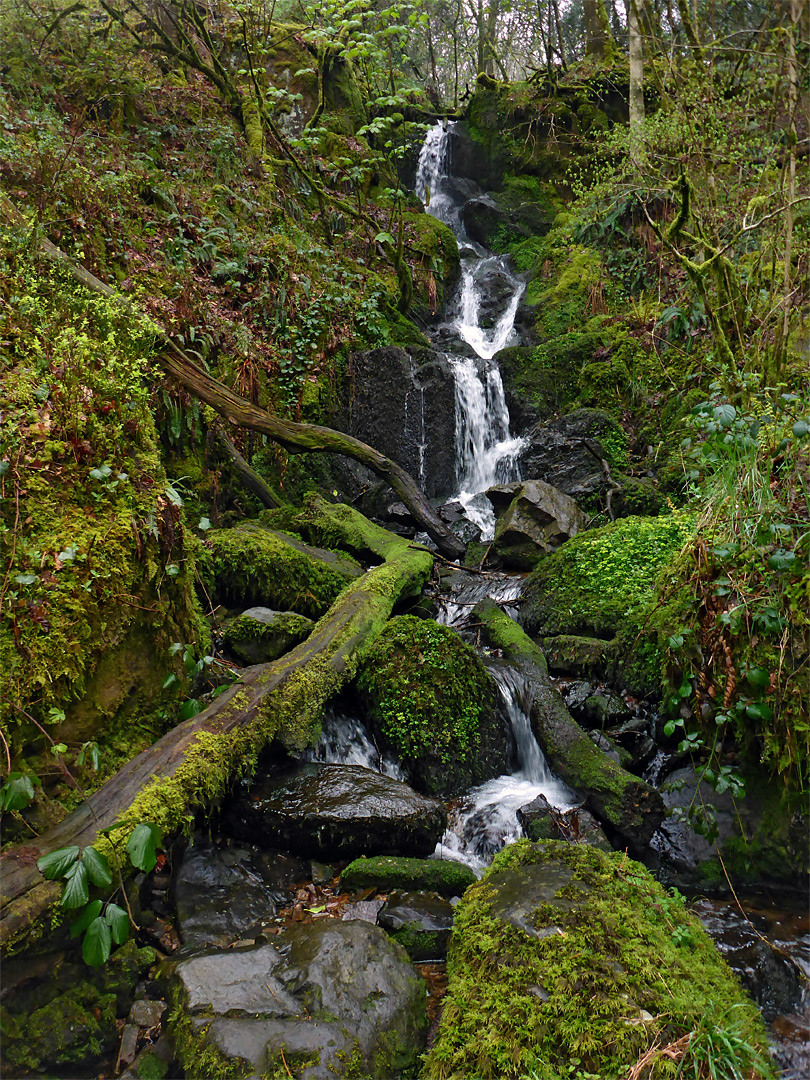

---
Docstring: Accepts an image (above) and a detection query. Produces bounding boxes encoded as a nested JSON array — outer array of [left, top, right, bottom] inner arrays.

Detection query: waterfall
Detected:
[[416, 121, 525, 540]]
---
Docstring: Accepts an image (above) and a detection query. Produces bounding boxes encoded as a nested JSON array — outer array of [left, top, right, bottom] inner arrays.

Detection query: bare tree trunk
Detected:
[[629, 0, 646, 143], [551, 0, 567, 68], [584, 0, 615, 60]]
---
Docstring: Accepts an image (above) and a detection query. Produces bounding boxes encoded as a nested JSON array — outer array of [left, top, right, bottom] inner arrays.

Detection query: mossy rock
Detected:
[[422, 839, 776, 1080], [207, 523, 357, 618], [520, 513, 694, 695], [356, 616, 511, 795], [223, 607, 314, 664], [340, 855, 476, 898]]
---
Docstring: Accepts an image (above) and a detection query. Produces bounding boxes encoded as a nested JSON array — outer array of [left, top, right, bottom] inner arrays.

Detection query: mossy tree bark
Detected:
[[473, 599, 664, 854], [0, 501, 433, 956]]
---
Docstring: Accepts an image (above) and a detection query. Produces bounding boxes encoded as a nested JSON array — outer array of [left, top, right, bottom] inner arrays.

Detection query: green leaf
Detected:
[[713, 403, 736, 428], [792, 419, 809, 438], [70, 899, 103, 938], [61, 861, 90, 908], [14, 573, 37, 585], [746, 666, 770, 689], [82, 917, 112, 966], [374, 231, 395, 246], [105, 903, 130, 945], [663, 720, 677, 737], [1, 774, 35, 811], [767, 549, 796, 571], [746, 702, 773, 722], [165, 563, 180, 577], [37, 845, 80, 879], [667, 634, 684, 649], [82, 846, 113, 888], [198, 516, 211, 532], [127, 823, 162, 872], [162, 673, 178, 690]]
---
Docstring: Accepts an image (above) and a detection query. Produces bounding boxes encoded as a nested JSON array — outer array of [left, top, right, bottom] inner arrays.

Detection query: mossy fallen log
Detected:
[[0, 195, 466, 562], [0, 503, 432, 957], [473, 599, 664, 854]]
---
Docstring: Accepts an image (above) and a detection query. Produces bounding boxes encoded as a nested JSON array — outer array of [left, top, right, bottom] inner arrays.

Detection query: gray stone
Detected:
[[377, 890, 456, 961], [588, 730, 624, 767], [170, 921, 427, 1079], [223, 607, 314, 665], [461, 195, 508, 248], [487, 479, 587, 570], [128, 998, 166, 1027], [518, 793, 613, 851], [582, 692, 630, 728], [519, 409, 625, 502], [225, 763, 447, 859]]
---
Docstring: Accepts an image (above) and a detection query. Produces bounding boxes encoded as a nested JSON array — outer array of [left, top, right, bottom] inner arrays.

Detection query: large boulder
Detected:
[[224, 763, 447, 859], [357, 615, 514, 796], [519, 408, 625, 502], [461, 195, 508, 248], [486, 479, 587, 570], [422, 840, 774, 1080], [170, 920, 426, 1079]]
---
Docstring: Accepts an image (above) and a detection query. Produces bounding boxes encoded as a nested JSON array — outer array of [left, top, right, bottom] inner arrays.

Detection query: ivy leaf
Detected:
[[82, 916, 112, 967], [37, 845, 80, 879], [127, 823, 162, 872], [61, 861, 90, 908], [767, 549, 796, 571], [746, 667, 770, 689], [105, 903, 130, 945], [746, 702, 773, 722], [82, 846, 113, 888], [197, 516, 211, 532], [70, 899, 103, 938]]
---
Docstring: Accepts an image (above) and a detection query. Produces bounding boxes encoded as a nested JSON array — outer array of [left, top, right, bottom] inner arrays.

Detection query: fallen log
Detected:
[[0, 500, 433, 956], [0, 195, 466, 562], [473, 599, 664, 854]]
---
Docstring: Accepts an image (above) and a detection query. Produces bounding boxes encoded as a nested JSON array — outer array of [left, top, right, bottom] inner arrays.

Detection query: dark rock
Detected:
[[340, 345, 458, 498], [340, 855, 476, 898], [581, 692, 630, 728], [172, 836, 299, 953], [170, 921, 426, 1079], [487, 479, 587, 570], [587, 731, 625, 768], [461, 195, 508, 248], [542, 636, 617, 677], [225, 764, 447, 859], [223, 607, 314, 665], [518, 409, 625, 502], [561, 680, 594, 713], [517, 793, 612, 851], [377, 890, 456, 960]]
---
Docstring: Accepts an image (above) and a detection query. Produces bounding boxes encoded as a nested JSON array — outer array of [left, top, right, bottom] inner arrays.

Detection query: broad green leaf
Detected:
[[82, 917, 112, 966], [1, 774, 35, 811], [713, 403, 736, 427], [792, 420, 809, 438], [768, 549, 796, 571], [746, 702, 773, 722], [70, 899, 103, 938], [37, 845, 80, 879], [198, 516, 211, 532], [61, 861, 90, 908], [82, 846, 113, 888], [14, 573, 37, 585], [127, 823, 162, 872], [105, 903, 130, 945], [746, 667, 770, 689]]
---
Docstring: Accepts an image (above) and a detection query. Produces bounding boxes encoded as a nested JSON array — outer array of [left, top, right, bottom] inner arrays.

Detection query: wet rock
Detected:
[[340, 855, 476, 898], [541, 635, 617, 678], [223, 607, 314, 665], [517, 793, 612, 851], [170, 921, 426, 1079], [486, 479, 587, 570], [225, 764, 447, 859], [518, 409, 625, 502], [129, 998, 166, 1027], [173, 836, 298, 953], [340, 345, 458, 498], [587, 730, 626, 768], [581, 691, 630, 728], [461, 195, 509, 248], [377, 890, 456, 960], [561, 680, 594, 713]]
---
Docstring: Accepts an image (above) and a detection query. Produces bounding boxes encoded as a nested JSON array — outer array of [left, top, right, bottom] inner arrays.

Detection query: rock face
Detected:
[[422, 840, 774, 1080], [225, 763, 447, 859], [170, 920, 426, 1079], [519, 408, 623, 502], [516, 793, 611, 851], [223, 607, 315, 665], [486, 479, 587, 569], [461, 195, 508, 248], [340, 345, 457, 498]]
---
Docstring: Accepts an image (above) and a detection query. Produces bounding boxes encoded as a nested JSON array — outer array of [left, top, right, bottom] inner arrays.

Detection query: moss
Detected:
[[357, 616, 494, 767], [169, 1004, 252, 1080], [223, 609, 314, 663], [340, 855, 476, 897], [207, 525, 349, 618], [388, 925, 447, 961], [3, 983, 119, 1072], [422, 840, 775, 1080]]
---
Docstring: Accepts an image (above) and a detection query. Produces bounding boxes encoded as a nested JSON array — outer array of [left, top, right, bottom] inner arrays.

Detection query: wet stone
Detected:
[[377, 890, 456, 961]]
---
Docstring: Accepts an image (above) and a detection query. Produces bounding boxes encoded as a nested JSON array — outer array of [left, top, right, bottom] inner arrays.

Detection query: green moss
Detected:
[[169, 1004, 252, 1080], [357, 616, 493, 765], [340, 855, 476, 897], [3, 984, 119, 1072], [422, 840, 775, 1080], [207, 525, 349, 618]]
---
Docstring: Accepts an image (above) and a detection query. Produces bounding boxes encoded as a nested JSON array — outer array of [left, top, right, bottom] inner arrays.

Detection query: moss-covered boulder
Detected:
[[340, 855, 476, 898], [519, 513, 694, 695], [422, 840, 776, 1080], [357, 616, 512, 796], [207, 523, 360, 618], [223, 607, 314, 664]]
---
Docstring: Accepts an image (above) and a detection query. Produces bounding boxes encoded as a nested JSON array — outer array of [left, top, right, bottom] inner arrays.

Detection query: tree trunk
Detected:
[[473, 600, 664, 855], [0, 195, 465, 562], [0, 500, 433, 956], [628, 0, 646, 143], [217, 431, 283, 509], [584, 0, 615, 60]]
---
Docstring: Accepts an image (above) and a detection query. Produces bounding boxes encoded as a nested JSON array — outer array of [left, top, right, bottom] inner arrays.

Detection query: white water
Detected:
[[416, 121, 526, 540], [304, 707, 405, 781]]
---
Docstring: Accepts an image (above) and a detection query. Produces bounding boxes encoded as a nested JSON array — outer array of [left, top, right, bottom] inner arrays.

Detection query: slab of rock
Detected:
[[517, 793, 612, 851], [340, 855, 476, 898], [223, 607, 314, 664], [486, 479, 587, 570], [377, 890, 456, 960], [225, 764, 447, 859], [518, 409, 623, 502], [170, 920, 426, 1079]]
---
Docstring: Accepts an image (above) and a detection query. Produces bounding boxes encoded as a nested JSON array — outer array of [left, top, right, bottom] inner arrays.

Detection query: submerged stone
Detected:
[[225, 763, 447, 859], [170, 920, 426, 1079]]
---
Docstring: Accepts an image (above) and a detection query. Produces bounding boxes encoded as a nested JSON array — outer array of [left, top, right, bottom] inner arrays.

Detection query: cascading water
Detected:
[[416, 121, 526, 539]]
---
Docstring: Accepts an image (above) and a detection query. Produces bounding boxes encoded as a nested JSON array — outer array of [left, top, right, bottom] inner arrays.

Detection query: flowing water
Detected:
[[416, 121, 526, 538]]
